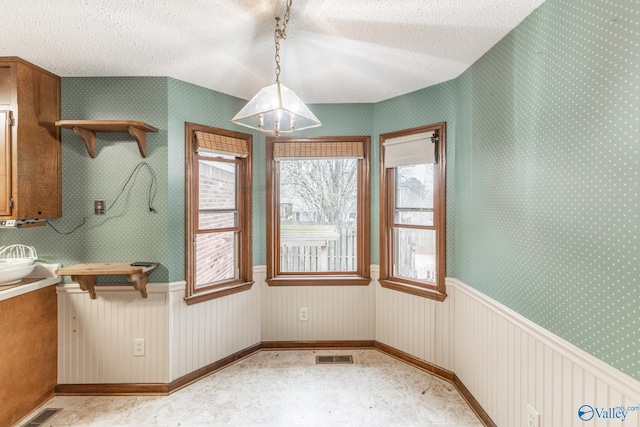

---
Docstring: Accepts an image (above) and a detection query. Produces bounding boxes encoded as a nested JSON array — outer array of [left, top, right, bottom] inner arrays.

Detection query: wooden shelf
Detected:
[[56, 262, 158, 299], [55, 120, 158, 158]]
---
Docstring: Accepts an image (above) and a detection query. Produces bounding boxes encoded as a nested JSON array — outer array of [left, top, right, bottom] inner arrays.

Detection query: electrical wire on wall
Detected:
[[47, 162, 157, 235]]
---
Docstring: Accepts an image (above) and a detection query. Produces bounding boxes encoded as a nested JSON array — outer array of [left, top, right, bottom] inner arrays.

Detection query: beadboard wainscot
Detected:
[[54, 265, 640, 426], [167, 266, 262, 382], [450, 279, 640, 427], [260, 266, 375, 342], [375, 273, 640, 427], [375, 265, 455, 372], [57, 281, 173, 385], [57, 266, 263, 387]]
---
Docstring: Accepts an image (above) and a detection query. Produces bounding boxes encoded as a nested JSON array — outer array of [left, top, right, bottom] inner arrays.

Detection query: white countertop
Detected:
[[0, 263, 61, 302]]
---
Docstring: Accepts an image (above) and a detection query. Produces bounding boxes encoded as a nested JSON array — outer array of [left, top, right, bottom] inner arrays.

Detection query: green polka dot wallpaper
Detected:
[[452, 0, 639, 379], [167, 78, 250, 281], [0, 77, 171, 283], [0, 0, 635, 381]]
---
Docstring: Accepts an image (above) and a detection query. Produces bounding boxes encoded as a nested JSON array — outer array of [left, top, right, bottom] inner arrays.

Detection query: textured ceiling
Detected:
[[1, 0, 545, 103]]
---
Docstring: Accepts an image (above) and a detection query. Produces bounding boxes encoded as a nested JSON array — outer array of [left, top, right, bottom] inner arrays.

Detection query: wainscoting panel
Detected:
[[374, 266, 455, 372], [57, 269, 639, 427], [261, 268, 375, 341], [168, 269, 262, 381], [57, 284, 170, 384], [374, 275, 640, 426], [450, 279, 640, 427]]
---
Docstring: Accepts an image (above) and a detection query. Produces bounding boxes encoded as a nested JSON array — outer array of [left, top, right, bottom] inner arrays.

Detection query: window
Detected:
[[379, 122, 446, 301], [266, 136, 370, 285], [185, 123, 252, 304]]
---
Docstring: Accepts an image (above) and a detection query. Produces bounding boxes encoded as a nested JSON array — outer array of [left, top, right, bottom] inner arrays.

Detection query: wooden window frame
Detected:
[[379, 122, 447, 301], [185, 123, 253, 305], [266, 136, 371, 286]]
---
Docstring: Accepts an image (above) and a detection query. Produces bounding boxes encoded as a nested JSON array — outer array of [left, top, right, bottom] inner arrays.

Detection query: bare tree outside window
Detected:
[[379, 122, 446, 301], [279, 159, 358, 272], [394, 164, 436, 283], [396, 164, 433, 214], [266, 136, 370, 286], [280, 159, 357, 227]]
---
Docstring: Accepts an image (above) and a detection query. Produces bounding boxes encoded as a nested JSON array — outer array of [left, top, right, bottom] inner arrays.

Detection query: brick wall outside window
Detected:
[[196, 161, 236, 287]]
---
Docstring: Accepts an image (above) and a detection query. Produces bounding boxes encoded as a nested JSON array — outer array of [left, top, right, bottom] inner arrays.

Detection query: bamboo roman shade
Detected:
[[194, 130, 249, 158], [383, 131, 436, 168], [273, 141, 364, 160]]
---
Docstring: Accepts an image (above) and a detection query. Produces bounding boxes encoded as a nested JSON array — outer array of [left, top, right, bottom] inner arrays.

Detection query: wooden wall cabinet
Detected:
[[0, 57, 61, 221]]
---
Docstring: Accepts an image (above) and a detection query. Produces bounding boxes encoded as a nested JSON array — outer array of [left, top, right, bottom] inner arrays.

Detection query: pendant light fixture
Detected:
[[231, 0, 321, 136]]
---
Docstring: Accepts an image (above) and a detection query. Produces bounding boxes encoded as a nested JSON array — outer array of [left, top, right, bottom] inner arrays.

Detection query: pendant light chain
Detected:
[[274, 0, 292, 84]]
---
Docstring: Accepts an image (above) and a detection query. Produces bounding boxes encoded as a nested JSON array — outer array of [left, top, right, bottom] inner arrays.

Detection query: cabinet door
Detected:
[[0, 110, 11, 216], [0, 63, 13, 106]]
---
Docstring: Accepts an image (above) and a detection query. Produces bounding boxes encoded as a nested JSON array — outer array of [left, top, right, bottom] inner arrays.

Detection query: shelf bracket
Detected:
[[126, 272, 148, 298], [71, 275, 97, 299], [127, 125, 148, 158], [72, 126, 97, 158]]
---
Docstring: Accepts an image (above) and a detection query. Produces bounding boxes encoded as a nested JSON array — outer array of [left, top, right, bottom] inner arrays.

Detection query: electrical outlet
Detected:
[[299, 307, 308, 321], [134, 338, 145, 356], [94, 200, 106, 215], [527, 404, 540, 427]]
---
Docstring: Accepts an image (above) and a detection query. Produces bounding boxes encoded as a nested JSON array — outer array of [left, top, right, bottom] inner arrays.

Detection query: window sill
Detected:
[[379, 279, 446, 301], [267, 275, 370, 286], [184, 281, 253, 305]]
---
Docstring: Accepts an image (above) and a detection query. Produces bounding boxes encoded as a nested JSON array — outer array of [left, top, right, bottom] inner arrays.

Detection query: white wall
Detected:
[[450, 278, 640, 427], [260, 267, 375, 342], [57, 267, 640, 427], [168, 268, 262, 381], [375, 266, 456, 371], [57, 283, 170, 383], [375, 276, 640, 427], [57, 267, 262, 384]]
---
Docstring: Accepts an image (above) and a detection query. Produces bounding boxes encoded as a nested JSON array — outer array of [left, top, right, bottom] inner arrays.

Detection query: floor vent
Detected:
[[316, 355, 353, 364], [22, 408, 62, 426]]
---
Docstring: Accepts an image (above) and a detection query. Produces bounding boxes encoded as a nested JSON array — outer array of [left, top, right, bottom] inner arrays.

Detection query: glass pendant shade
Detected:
[[231, 82, 321, 136]]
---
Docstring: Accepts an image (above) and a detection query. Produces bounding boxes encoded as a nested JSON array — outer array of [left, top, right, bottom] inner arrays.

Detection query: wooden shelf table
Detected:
[[56, 262, 158, 299]]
